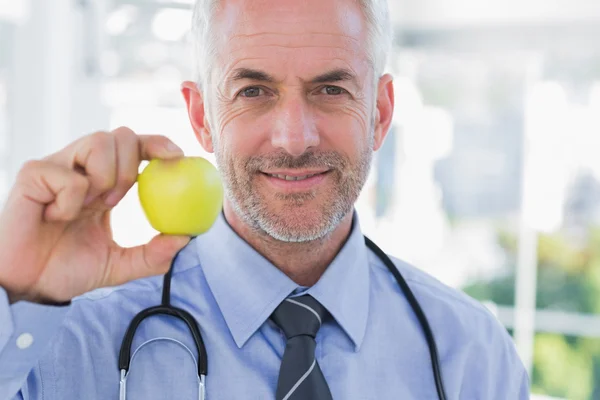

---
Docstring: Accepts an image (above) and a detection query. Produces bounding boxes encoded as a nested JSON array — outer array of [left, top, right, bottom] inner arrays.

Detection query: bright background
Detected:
[[1, 0, 600, 398]]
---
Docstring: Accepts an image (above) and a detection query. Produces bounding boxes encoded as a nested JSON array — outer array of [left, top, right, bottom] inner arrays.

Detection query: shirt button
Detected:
[[16, 333, 34, 349]]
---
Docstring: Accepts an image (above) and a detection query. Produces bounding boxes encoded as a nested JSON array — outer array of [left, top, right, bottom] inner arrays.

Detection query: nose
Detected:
[[270, 96, 319, 157]]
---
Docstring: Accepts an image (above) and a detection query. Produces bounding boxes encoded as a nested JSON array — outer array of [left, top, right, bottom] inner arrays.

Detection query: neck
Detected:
[[223, 202, 354, 287]]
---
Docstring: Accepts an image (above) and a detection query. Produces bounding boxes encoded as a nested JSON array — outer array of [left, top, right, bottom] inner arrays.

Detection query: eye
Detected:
[[239, 86, 264, 98], [321, 86, 347, 96]]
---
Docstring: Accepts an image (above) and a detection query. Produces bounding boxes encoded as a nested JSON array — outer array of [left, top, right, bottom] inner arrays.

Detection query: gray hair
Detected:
[[191, 0, 393, 93]]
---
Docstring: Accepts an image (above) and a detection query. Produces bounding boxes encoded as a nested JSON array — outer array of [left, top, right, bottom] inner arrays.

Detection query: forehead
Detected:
[[212, 0, 370, 77]]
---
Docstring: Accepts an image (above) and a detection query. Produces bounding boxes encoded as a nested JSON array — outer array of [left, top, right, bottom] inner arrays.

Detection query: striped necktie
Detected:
[[270, 295, 333, 400]]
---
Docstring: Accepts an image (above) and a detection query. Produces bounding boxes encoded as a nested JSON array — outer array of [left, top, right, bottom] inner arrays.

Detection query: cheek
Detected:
[[339, 103, 371, 134], [215, 102, 275, 151], [216, 120, 265, 173], [317, 111, 370, 155]]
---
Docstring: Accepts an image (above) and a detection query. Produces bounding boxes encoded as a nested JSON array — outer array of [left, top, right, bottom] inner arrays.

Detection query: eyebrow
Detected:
[[229, 68, 277, 83], [309, 68, 357, 85], [227, 67, 358, 86]]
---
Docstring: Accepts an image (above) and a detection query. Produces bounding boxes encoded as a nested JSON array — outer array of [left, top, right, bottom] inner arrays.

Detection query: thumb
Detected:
[[144, 234, 191, 268], [106, 234, 191, 286]]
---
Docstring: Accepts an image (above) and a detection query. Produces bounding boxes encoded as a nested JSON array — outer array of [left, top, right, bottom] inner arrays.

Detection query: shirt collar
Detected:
[[306, 213, 369, 351], [194, 210, 369, 351]]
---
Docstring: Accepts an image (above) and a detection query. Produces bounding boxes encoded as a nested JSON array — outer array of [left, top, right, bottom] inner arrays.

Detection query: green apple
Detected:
[[137, 156, 223, 236]]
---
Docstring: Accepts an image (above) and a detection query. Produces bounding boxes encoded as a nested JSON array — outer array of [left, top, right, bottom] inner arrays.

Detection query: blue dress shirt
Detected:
[[0, 211, 529, 399]]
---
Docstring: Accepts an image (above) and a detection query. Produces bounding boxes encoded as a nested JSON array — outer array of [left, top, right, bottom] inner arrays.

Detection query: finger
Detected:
[[104, 234, 191, 286], [47, 129, 184, 168], [103, 127, 140, 207], [137, 134, 185, 161], [14, 160, 90, 222], [44, 128, 184, 206], [100, 131, 185, 207], [71, 131, 117, 205]]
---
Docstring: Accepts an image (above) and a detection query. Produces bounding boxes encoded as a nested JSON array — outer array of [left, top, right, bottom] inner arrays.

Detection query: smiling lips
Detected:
[[261, 170, 331, 190], [266, 173, 321, 181]]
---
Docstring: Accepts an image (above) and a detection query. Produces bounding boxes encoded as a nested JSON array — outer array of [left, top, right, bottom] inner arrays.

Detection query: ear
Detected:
[[372, 73, 395, 152], [181, 80, 214, 153]]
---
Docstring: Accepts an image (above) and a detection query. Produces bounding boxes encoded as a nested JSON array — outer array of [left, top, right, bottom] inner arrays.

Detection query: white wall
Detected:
[[390, 0, 600, 27]]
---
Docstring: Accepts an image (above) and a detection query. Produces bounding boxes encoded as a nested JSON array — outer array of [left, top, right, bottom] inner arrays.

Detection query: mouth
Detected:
[[264, 172, 325, 181], [259, 170, 331, 191]]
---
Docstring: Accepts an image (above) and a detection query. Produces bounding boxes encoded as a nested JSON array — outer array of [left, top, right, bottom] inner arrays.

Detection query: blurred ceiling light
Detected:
[[106, 5, 138, 36], [0, 0, 30, 24], [152, 8, 192, 42]]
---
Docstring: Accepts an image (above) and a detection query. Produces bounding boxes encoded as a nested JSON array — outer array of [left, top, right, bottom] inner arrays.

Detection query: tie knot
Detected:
[[271, 295, 328, 339]]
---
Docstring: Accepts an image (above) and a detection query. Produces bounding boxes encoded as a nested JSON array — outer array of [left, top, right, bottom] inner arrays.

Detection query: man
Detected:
[[0, 0, 529, 398]]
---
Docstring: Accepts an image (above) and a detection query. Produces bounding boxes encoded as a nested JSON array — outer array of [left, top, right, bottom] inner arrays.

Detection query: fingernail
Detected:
[[166, 142, 183, 155]]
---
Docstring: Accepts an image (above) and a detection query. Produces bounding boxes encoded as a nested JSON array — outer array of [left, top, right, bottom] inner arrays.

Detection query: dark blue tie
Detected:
[[270, 295, 333, 400]]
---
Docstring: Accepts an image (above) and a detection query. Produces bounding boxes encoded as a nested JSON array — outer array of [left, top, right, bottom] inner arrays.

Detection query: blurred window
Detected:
[[3, 0, 600, 398]]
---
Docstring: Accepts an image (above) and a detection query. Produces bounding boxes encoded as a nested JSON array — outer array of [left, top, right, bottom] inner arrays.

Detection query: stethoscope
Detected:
[[118, 236, 448, 400]]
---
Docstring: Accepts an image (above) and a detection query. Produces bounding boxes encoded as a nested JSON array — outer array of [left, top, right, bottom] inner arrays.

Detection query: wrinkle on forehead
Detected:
[[218, 0, 365, 33], [225, 33, 363, 54], [213, 31, 370, 89], [229, 31, 361, 44], [213, 0, 368, 57]]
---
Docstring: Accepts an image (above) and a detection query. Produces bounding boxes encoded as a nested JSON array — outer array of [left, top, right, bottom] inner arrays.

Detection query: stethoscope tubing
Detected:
[[118, 236, 448, 400]]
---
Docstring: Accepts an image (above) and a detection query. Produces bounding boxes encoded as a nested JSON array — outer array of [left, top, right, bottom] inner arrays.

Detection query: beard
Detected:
[[214, 136, 373, 243]]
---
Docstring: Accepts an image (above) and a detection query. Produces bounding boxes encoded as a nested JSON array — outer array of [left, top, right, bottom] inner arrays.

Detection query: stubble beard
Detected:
[[214, 135, 374, 243]]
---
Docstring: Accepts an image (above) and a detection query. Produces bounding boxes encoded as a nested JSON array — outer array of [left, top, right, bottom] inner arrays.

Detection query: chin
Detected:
[[260, 201, 345, 243], [273, 205, 322, 228], [273, 196, 325, 220]]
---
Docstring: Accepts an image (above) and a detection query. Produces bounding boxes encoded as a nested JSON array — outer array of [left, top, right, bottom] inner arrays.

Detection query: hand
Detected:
[[0, 127, 190, 304]]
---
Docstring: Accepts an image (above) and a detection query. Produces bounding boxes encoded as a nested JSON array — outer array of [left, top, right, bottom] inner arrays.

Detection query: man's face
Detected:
[[190, 0, 392, 242]]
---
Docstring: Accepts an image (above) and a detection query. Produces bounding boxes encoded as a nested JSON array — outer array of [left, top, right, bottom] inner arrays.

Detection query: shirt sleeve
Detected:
[[497, 328, 531, 400], [0, 286, 72, 400], [514, 366, 531, 400]]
